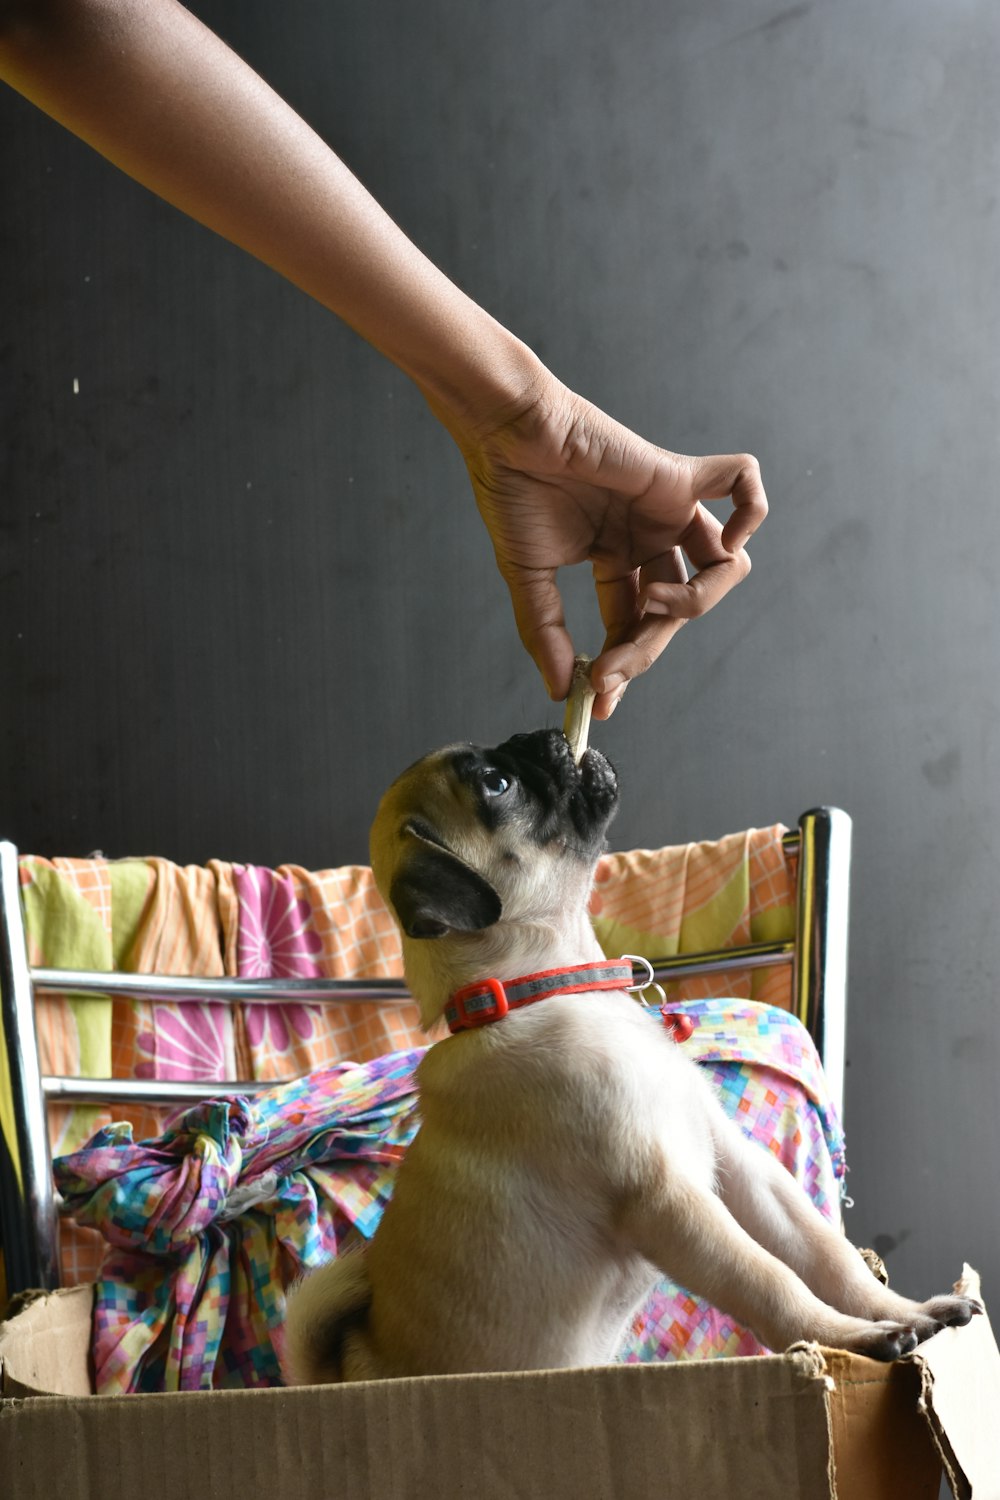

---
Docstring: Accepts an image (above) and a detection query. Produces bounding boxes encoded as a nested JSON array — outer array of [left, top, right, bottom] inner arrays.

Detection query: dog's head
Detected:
[[370, 729, 619, 1025]]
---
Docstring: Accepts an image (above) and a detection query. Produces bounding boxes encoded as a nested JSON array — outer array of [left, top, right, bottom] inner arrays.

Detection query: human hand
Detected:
[[452, 377, 768, 719]]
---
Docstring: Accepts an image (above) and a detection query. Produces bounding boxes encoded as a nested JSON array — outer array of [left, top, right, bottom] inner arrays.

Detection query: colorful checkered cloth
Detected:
[[54, 1000, 844, 1391], [55, 1047, 423, 1391]]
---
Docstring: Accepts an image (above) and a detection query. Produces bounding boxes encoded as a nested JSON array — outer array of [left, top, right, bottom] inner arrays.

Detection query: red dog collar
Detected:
[[445, 960, 633, 1033], [445, 959, 698, 1041]]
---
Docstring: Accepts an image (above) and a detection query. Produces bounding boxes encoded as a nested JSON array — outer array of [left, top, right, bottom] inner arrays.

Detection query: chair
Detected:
[[0, 808, 851, 1299]]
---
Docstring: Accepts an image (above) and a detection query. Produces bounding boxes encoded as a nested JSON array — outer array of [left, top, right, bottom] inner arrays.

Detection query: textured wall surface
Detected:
[[2, 2, 998, 1303]]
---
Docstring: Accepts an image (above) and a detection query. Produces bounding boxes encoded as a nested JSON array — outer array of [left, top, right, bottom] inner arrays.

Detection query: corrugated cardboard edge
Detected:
[[2, 1275, 996, 1500], [911, 1266, 1000, 1500], [0, 1282, 95, 1397], [0, 1355, 838, 1500]]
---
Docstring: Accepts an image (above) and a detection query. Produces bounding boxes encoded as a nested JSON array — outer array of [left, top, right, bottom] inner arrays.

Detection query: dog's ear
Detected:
[[390, 844, 502, 939]]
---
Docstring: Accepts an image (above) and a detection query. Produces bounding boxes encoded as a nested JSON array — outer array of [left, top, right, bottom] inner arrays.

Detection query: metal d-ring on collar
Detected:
[[622, 953, 696, 1043], [621, 953, 668, 1010]]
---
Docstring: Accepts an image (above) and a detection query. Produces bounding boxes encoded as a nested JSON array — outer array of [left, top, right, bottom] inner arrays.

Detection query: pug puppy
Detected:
[[284, 729, 980, 1382]]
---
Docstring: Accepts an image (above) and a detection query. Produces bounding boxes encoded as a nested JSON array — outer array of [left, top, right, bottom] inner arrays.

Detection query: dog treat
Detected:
[[563, 656, 596, 763]]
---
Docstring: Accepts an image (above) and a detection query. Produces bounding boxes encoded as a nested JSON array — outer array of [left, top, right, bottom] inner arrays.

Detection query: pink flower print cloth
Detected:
[[234, 864, 325, 1064]]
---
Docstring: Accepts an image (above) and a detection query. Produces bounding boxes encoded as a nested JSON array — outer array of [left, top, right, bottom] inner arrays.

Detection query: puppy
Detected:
[[284, 729, 979, 1381]]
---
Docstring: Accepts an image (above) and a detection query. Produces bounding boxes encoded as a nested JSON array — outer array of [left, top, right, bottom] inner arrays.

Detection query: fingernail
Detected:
[[641, 598, 671, 616], [600, 671, 627, 694], [606, 684, 628, 715]]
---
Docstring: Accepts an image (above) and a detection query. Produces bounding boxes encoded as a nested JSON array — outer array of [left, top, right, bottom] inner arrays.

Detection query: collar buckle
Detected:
[[445, 976, 510, 1032]]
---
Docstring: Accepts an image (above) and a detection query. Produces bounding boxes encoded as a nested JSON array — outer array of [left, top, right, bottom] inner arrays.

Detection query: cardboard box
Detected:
[[2, 1273, 999, 1499]]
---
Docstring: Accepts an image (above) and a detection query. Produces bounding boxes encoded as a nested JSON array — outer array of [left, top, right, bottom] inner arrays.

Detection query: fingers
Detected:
[[589, 548, 689, 720], [502, 566, 578, 702], [589, 613, 688, 720], [641, 547, 752, 620], [641, 505, 751, 619], [588, 509, 752, 714], [688, 451, 768, 554]]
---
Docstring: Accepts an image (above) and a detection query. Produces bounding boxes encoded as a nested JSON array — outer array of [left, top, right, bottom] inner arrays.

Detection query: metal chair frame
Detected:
[[0, 808, 851, 1296]]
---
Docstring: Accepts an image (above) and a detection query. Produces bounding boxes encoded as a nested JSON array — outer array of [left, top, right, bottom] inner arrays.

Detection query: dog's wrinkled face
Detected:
[[370, 729, 619, 959]]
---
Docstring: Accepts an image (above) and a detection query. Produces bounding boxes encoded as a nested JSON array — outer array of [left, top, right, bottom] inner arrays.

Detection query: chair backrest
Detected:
[[0, 809, 850, 1299]]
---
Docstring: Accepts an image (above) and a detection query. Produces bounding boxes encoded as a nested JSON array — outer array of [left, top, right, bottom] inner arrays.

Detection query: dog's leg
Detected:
[[622, 1167, 939, 1359], [712, 1124, 981, 1341]]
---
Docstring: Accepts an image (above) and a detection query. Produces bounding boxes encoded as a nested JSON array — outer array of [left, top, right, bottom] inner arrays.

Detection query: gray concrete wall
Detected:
[[2, 1, 998, 1302]]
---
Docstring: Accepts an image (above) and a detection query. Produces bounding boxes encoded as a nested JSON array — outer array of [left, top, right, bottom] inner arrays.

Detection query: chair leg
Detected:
[[792, 809, 852, 1125], [0, 841, 59, 1295]]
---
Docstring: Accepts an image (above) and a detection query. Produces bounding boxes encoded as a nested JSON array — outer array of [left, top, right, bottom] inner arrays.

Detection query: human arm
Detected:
[[0, 0, 766, 714]]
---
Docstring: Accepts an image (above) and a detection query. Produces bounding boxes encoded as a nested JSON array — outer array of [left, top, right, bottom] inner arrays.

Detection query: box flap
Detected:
[[819, 1347, 942, 1500], [0, 1352, 836, 1500], [0, 1284, 95, 1397], [912, 1267, 1000, 1500]]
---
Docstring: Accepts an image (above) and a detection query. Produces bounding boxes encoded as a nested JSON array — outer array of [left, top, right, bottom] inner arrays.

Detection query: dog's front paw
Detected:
[[917, 1294, 985, 1331], [851, 1296, 984, 1358], [869, 1326, 917, 1362], [851, 1320, 919, 1362]]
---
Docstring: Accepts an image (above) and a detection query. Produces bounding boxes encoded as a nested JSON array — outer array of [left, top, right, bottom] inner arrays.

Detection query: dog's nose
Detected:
[[495, 728, 577, 786]]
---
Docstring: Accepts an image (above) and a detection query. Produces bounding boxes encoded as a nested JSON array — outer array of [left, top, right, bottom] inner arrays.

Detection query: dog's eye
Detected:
[[480, 768, 510, 798]]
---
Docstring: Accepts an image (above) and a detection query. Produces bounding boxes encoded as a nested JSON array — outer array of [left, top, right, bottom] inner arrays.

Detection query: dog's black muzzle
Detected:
[[492, 728, 619, 854]]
